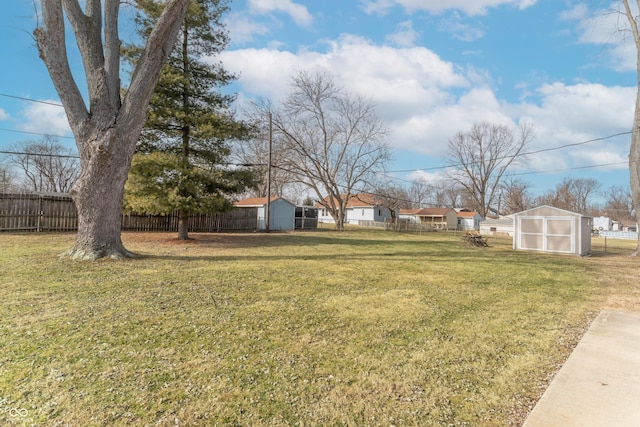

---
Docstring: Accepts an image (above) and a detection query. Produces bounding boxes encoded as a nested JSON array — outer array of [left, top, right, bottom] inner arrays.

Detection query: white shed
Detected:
[[512, 205, 592, 256], [479, 217, 514, 236], [457, 211, 483, 231], [235, 197, 295, 231]]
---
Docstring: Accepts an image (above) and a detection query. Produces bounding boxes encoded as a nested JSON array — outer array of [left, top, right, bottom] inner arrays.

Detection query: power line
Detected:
[[0, 150, 79, 159], [385, 130, 633, 174], [507, 161, 629, 177], [0, 128, 75, 140], [0, 149, 269, 166], [0, 93, 63, 107], [521, 131, 632, 156]]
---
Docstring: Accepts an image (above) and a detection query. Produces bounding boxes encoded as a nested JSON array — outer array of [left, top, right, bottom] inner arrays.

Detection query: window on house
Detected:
[[378, 209, 381, 216], [362, 209, 365, 215]]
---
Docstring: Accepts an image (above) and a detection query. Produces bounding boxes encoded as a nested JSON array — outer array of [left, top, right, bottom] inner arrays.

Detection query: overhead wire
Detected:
[[1, 91, 635, 209]]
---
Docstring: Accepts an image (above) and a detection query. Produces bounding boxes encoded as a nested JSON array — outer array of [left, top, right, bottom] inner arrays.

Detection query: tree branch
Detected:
[[104, 0, 121, 110], [121, 0, 190, 132], [35, 0, 88, 132]]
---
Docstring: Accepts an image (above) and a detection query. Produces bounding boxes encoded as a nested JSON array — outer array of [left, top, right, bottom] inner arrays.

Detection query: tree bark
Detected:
[[178, 210, 190, 241], [630, 83, 640, 257], [36, 0, 190, 259], [58, 127, 136, 259], [622, 0, 640, 256]]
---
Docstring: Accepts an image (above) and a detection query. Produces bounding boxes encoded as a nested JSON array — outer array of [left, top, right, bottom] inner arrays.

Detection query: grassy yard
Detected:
[[0, 229, 638, 426]]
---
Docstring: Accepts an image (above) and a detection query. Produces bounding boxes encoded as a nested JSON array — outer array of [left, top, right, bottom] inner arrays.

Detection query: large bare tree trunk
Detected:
[[61, 128, 137, 259], [622, 0, 640, 256], [35, 0, 190, 260], [630, 85, 640, 256]]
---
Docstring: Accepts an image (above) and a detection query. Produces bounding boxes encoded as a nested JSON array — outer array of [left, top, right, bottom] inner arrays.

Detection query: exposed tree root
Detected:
[[59, 243, 139, 261]]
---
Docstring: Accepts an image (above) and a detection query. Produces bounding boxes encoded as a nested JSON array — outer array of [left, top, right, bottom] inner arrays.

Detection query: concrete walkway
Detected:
[[523, 311, 640, 427]]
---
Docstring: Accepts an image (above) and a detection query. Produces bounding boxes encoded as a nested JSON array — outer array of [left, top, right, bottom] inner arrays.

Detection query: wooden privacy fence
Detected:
[[121, 208, 258, 232], [0, 193, 258, 232], [0, 193, 77, 231]]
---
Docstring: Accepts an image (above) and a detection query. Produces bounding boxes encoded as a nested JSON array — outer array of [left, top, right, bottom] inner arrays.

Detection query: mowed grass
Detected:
[[0, 229, 638, 426]]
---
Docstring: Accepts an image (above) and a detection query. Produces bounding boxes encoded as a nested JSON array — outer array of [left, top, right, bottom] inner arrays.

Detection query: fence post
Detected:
[[37, 195, 42, 232]]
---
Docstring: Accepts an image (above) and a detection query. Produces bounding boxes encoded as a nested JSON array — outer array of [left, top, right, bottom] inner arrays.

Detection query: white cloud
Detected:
[[518, 82, 633, 139], [513, 82, 634, 173], [0, 108, 10, 121], [220, 34, 469, 102], [561, 3, 637, 72], [18, 101, 71, 137], [248, 0, 313, 27], [438, 12, 485, 42], [225, 12, 271, 45], [219, 35, 633, 178], [386, 20, 420, 47], [360, 0, 537, 16]]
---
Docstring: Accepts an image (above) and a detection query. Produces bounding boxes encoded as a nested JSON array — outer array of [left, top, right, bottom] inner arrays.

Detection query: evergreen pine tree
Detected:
[[124, 0, 254, 239]]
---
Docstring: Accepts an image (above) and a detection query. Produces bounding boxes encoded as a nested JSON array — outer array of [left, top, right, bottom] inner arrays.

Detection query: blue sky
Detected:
[[0, 0, 637, 203]]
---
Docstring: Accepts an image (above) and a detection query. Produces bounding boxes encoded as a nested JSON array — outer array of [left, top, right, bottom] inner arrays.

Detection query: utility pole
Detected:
[[265, 111, 273, 232]]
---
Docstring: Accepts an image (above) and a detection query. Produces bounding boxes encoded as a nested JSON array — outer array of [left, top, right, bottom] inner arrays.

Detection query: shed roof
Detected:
[[457, 211, 481, 218], [235, 197, 293, 207], [513, 205, 590, 218]]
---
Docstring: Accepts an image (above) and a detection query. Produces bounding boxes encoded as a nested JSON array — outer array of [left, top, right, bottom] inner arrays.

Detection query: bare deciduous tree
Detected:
[[603, 185, 635, 223], [373, 184, 411, 223], [447, 121, 533, 218], [35, 0, 190, 259], [407, 177, 467, 209], [618, 0, 640, 254], [500, 176, 533, 215], [237, 100, 295, 199], [273, 71, 391, 230], [535, 177, 601, 213], [408, 177, 431, 208], [8, 136, 79, 193], [0, 164, 17, 193]]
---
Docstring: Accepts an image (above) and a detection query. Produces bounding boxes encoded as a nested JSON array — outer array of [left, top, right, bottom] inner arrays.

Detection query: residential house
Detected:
[[398, 207, 458, 230], [479, 217, 514, 236], [235, 197, 295, 231], [317, 193, 394, 225]]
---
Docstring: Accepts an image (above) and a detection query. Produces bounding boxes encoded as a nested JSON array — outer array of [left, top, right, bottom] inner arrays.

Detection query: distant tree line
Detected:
[[2, 131, 635, 225]]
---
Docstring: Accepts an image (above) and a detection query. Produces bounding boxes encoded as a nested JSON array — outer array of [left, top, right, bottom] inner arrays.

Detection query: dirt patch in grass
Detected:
[[122, 231, 260, 246]]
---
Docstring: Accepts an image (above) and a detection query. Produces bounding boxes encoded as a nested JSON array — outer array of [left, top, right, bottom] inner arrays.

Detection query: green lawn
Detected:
[[0, 229, 637, 426]]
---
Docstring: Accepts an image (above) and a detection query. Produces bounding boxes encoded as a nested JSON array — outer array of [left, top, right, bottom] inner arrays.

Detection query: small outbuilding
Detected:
[[235, 197, 295, 231], [457, 211, 483, 231], [295, 206, 318, 229], [512, 205, 592, 256], [479, 217, 514, 236]]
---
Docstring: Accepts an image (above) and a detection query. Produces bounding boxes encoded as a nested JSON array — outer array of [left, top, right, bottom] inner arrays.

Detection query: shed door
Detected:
[[519, 216, 574, 253]]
